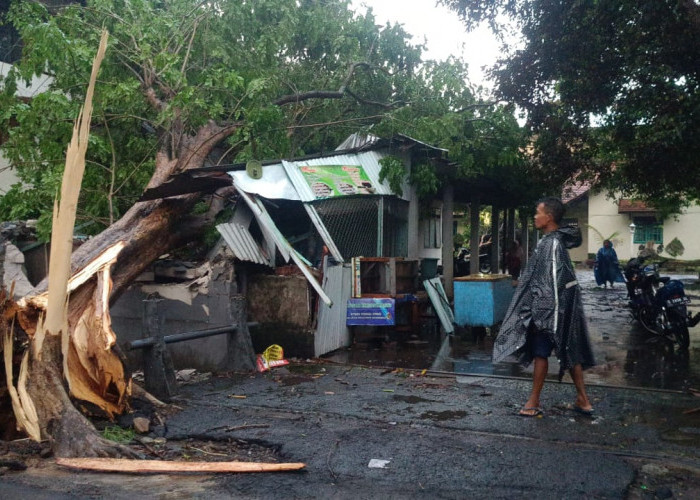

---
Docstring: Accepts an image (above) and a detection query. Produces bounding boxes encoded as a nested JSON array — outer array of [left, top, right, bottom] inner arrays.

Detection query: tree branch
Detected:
[[274, 61, 402, 109]]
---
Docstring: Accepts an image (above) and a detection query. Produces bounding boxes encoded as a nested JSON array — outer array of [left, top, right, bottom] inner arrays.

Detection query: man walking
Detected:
[[493, 197, 595, 417]]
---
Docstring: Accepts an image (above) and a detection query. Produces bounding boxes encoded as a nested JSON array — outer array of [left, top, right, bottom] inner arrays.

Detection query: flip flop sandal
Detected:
[[518, 407, 543, 417], [573, 405, 595, 417]]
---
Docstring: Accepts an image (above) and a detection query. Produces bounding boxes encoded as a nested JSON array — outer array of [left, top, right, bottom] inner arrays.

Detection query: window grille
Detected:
[[311, 196, 408, 259], [383, 198, 409, 257], [633, 223, 663, 245], [424, 208, 442, 248]]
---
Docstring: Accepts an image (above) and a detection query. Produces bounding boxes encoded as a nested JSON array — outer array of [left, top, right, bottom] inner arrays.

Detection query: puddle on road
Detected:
[[419, 410, 467, 421], [393, 395, 436, 404], [324, 271, 700, 391]]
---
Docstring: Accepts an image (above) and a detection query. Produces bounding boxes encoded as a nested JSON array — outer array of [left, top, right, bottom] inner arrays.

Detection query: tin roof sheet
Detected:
[[216, 222, 269, 266]]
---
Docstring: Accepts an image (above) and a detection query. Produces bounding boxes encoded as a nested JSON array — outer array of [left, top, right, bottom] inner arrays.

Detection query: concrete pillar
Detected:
[[469, 195, 480, 275], [441, 184, 455, 299], [520, 212, 530, 267], [490, 205, 500, 274]]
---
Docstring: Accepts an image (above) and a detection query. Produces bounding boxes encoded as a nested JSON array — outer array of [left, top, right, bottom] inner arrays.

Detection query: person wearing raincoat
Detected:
[[493, 197, 595, 417], [594, 239, 624, 288]]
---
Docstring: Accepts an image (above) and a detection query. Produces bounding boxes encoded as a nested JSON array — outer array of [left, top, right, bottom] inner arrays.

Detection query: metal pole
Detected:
[[441, 184, 455, 299], [127, 322, 259, 350], [377, 196, 384, 257]]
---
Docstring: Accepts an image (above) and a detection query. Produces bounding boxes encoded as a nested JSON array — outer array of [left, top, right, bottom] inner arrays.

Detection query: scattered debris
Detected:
[[206, 424, 271, 433], [133, 417, 150, 434], [256, 344, 290, 372], [176, 369, 197, 382], [174, 370, 211, 384], [368, 459, 390, 469]]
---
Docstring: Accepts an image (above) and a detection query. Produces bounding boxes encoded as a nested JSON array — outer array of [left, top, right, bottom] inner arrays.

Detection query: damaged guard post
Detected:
[[141, 293, 178, 401], [128, 291, 260, 399]]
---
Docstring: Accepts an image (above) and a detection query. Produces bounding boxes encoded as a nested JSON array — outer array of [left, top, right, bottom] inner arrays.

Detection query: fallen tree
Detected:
[[0, 0, 440, 456]]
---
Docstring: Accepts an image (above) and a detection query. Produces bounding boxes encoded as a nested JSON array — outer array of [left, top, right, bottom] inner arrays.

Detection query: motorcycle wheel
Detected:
[[675, 324, 690, 351], [668, 307, 690, 350], [479, 262, 491, 274]]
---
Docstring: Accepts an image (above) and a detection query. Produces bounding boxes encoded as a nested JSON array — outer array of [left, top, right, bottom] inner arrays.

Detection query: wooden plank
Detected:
[[388, 258, 396, 296], [56, 457, 306, 473]]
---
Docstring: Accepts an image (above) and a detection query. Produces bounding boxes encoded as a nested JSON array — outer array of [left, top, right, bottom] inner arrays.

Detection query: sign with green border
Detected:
[[298, 165, 375, 199]]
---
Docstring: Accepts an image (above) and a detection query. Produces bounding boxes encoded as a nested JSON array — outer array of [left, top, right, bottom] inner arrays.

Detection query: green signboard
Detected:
[[298, 165, 375, 199]]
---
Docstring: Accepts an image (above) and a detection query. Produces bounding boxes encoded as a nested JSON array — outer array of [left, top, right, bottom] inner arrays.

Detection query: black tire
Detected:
[[479, 262, 491, 274], [674, 324, 690, 351], [668, 306, 690, 350]]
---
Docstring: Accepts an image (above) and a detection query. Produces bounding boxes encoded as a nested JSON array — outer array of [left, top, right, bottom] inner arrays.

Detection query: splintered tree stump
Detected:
[[27, 335, 139, 458]]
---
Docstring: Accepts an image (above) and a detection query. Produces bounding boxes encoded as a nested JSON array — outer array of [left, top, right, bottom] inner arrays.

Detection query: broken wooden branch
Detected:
[[56, 457, 306, 473]]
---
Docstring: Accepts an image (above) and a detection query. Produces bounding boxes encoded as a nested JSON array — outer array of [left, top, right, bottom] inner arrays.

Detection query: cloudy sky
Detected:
[[350, 0, 500, 91]]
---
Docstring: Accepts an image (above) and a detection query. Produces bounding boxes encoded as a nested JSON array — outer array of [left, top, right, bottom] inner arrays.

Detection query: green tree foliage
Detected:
[[0, 0, 431, 237], [374, 58, 535, 205], [441, 0, 700, 212]]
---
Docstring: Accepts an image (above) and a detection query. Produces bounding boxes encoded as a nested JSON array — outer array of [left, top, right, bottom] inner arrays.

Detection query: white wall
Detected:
[[587, 191, 635, 259], [1, 63, 51, 193], [0, 62, 53, 98], [0, 151, 20, 194], [588, 191, 700, 261], [660, 204, 700, 260]]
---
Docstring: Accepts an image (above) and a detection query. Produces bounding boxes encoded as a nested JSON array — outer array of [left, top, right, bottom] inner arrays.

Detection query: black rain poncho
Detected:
[[492, 225, 595, 379]]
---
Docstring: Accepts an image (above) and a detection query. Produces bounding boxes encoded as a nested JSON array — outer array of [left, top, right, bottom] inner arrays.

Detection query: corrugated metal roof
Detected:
[[282, 150, 408, 201], [216, 222, 269, 266], [237, 190, 332, 306], [334, 133, 380, 151], [229, 163, 300, 201], [562, 181, 591, 205]]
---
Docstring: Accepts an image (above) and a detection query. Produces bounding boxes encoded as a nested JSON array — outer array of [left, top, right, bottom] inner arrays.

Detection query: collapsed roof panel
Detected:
[[216, 222, 269, 266]]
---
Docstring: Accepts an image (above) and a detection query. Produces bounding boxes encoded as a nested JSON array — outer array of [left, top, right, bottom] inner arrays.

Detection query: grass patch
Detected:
[[102, 425, 136, 444]]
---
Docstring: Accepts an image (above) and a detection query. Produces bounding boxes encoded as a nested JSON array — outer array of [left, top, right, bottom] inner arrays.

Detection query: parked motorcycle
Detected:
[[623, 257, 700, 350], [454, 247, 491, 277]]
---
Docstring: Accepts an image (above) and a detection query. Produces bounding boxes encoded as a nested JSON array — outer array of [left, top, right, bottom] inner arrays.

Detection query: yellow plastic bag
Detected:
[[256, 344, 289, 372]]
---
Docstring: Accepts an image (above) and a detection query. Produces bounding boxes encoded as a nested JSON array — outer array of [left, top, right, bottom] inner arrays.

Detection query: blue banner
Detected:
[[346, 298, 395, 326]]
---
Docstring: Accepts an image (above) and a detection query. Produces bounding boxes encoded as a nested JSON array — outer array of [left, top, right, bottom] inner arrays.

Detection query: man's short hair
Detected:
[[537, 196, 565, 224]]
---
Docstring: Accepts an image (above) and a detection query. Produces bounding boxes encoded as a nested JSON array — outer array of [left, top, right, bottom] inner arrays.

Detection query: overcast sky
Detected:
[[350, 0, 500, 92]]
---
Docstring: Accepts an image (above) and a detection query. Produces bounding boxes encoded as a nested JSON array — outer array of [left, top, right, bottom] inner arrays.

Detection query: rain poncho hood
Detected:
[[493, 225, 595, 378]]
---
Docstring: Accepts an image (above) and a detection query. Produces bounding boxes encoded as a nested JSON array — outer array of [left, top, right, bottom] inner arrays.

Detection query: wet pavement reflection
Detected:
[[325, 270, 700, 391]]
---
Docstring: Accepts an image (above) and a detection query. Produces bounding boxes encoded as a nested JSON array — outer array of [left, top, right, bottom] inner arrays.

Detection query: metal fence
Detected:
[[311, 196, 408, 259]]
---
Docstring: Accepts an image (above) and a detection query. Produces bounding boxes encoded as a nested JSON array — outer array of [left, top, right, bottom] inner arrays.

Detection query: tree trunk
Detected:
[[26, 334, 138, 458], [4, 121, 240, 456]]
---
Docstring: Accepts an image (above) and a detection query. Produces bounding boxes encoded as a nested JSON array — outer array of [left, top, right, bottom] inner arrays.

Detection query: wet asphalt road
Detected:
[[7, 361, 698, 499], [2, 270, 699, 499], [329, 269, 700, 391]]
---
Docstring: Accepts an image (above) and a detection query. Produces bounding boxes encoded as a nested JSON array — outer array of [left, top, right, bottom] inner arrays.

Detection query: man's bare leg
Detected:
[[569, 364, 593, 411], [520, 356, 548, 415]]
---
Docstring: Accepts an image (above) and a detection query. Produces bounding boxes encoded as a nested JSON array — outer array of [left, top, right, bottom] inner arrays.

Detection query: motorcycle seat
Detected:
[[659, 276, 671, 283]]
